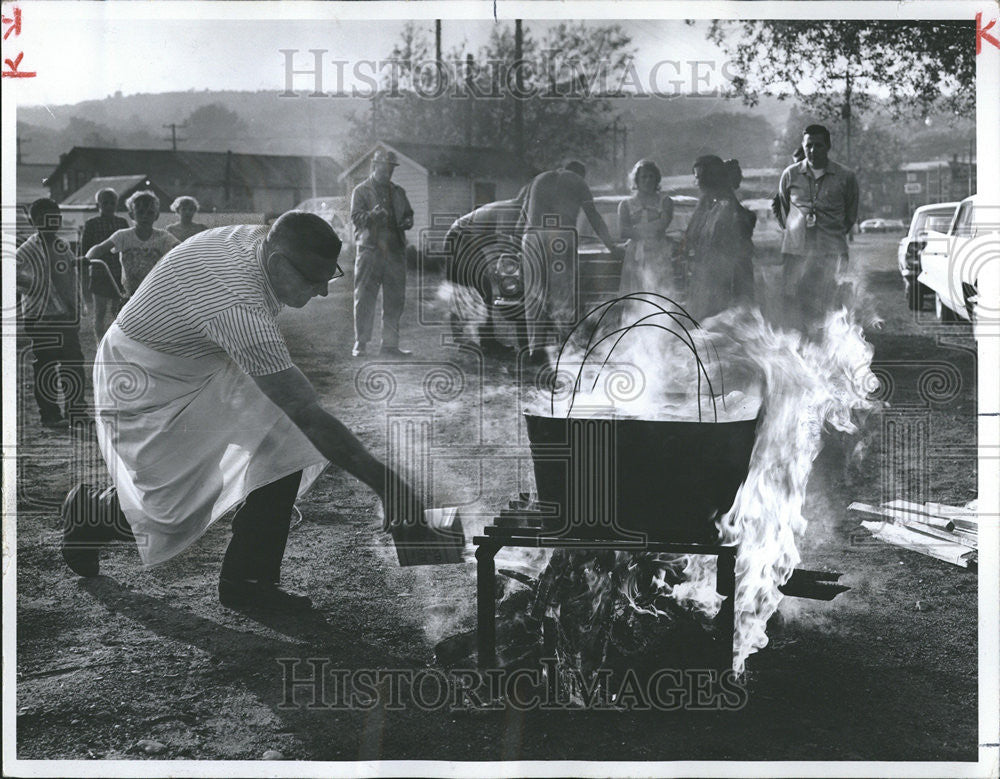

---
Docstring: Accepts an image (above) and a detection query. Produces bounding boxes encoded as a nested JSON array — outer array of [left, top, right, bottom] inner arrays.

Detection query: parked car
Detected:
[[742, 197, 784, 263], [918, 194, 998, 332], [574, 194, 699, 310], [478, 193, 702, 321], [860, 217, 908, 234], [897, 202, 959, 310]]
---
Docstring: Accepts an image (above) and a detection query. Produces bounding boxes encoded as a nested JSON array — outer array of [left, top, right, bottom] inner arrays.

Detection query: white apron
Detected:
[[94, 324, 328, 566]]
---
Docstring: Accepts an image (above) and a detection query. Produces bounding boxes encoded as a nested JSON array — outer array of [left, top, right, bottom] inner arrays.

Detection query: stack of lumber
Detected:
[[849, 500, 978, 569]]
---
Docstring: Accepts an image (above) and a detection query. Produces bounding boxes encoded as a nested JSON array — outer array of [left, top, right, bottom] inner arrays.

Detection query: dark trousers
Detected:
[[24, 320, 87, 422], [220, 471, 302, 584]]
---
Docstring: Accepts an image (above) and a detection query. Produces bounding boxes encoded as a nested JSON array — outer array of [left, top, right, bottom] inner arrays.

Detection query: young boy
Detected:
[[80, 188, 129, 339], [16, 199, 89, 428], [86, 191, 179, 298]]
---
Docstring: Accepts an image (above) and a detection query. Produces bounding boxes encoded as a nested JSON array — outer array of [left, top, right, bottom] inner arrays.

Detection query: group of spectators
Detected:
[[15, 189, 208, 429], [17, 122, 859, 615], [443, 122, 858, 359]]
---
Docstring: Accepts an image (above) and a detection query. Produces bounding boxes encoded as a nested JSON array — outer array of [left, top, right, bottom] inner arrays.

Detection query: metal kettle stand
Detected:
[[473, 500, 738, 670]]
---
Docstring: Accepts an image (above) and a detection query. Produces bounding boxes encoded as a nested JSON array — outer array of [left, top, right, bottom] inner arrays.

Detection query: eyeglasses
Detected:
[[278, 252, 344, 288]]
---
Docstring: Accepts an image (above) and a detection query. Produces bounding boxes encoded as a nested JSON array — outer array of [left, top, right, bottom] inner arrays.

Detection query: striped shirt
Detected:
[[116, 225, 294, 376], [15, 233, 81, 322]]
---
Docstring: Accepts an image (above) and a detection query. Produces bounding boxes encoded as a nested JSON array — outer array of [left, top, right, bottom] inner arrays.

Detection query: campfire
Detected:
[[442, 293, 876, 689]]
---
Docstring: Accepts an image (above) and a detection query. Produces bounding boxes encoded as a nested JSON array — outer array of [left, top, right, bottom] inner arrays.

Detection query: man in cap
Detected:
[[61, 211, 425, 612], [350, 149, 415, 358]]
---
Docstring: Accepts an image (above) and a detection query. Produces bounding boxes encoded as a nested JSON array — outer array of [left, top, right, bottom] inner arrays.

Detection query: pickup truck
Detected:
[[918, 194, 999, 334]]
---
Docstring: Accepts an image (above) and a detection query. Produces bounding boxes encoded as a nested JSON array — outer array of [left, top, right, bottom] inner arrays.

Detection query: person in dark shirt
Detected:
[[80, 188, 129, 340], [683, 155, 756, 322]]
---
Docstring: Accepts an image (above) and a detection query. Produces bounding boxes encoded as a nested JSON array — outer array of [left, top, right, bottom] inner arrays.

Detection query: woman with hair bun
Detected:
[[617, 159, 674, 297], [682, 155, 756, 321]]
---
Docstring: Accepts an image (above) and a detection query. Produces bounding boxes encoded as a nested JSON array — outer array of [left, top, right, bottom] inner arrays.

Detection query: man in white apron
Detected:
[[62, 211, 424, 613]]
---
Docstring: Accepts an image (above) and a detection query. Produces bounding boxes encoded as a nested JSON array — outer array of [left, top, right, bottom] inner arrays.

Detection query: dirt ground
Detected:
[[12, 232, 981, 765]]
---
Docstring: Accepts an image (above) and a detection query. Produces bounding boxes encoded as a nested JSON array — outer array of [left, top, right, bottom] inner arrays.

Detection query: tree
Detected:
[[346, 21, 636, 173], [707, 20, 975, 143], [183, 103, 250, 149]]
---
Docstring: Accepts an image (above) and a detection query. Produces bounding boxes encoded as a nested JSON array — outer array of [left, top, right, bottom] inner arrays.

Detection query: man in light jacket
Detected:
[[350, 149, 415, 358]]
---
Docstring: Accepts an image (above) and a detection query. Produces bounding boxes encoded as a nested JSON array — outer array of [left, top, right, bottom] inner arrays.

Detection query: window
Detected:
[[953, 202, 975, 237]]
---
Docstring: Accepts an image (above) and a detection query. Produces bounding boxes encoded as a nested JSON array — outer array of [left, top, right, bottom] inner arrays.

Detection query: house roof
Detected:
[[339, 141, 538, 182], [47, 147, 342, 190], [59, 175, 173, 209]]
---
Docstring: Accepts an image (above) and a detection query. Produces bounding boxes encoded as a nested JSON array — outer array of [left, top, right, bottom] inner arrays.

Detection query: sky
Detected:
[[9, 4, 728, 107]]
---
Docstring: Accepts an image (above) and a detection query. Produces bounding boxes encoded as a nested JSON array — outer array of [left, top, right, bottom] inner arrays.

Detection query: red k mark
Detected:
[[976, 12, 1000, 54], [1, 6, 21, 39], [2, 51, 36, 78]]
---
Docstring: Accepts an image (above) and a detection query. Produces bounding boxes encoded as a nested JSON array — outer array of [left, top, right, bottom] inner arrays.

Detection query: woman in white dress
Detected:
[[617, 159, 674, 297]]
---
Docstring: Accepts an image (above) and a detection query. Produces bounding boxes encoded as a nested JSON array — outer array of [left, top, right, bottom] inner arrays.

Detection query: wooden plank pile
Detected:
[[850, 499, 978, 569]]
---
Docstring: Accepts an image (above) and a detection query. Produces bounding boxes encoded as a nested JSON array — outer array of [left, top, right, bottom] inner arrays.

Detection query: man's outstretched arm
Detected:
[[252, 366, 425, 528], [580, 202, 623, 258]]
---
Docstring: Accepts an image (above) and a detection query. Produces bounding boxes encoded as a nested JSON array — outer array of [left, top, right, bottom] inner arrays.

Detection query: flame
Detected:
[[658, 306, 875, 672], [523, 300, 876, 675]]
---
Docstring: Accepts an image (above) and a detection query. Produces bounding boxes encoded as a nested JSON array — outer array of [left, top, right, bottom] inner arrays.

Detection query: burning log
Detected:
[[779, 569, 850, 600], [860, 521, 977, 569]]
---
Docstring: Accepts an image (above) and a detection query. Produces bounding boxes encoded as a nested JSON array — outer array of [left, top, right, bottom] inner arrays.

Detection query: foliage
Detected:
[[183, 103, 250, 149], [707, 20, 975, 120], [346, 21, 637, 170]]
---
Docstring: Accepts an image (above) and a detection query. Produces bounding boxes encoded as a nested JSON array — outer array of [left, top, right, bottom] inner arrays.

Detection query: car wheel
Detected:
[[935, 293, 958, 323], [906, 281, 922, 311]]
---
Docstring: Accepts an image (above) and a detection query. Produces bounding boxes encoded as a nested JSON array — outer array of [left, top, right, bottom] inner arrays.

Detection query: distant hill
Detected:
[[16, 89, 973, 184], [16, 89, 794, 172]]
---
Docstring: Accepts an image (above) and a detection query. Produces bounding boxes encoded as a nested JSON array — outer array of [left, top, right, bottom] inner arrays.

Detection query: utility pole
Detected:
[[968, 135, 974, 197], [163, 122, 187, 151], [465, 54, 475, 148], [843, 73, 852, 168], [435, 19, 442, 71], [621, 124, 628, 179], [514, 19, 524, 158], [610, 119, 619, 184], [16, 135, 29, 164]]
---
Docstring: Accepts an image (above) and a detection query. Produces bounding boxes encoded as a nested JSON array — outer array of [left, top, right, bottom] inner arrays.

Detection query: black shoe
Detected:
[[379, 346, 413, 358], [218, 578, 313, 613], [61, 483, 102, 577]]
